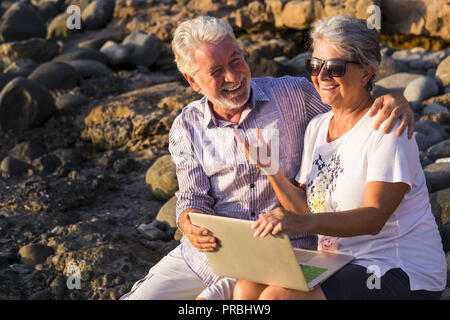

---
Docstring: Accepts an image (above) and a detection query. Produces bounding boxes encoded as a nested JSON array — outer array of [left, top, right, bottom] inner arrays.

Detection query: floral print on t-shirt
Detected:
[[306, 153, 344, 252]]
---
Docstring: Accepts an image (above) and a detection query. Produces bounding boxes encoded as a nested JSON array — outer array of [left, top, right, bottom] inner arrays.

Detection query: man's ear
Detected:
[[184, 73, 201, 93]]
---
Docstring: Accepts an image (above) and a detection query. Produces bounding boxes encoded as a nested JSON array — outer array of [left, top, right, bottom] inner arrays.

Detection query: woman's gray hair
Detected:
[[172, 16, 239, 76], [309, 14, 381, 91]]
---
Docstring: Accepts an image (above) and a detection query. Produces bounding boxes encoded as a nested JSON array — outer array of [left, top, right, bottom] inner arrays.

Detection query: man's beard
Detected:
[[207, 75, 250, 111]]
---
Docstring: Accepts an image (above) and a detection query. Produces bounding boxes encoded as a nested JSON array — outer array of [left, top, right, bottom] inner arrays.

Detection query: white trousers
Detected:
[[119, 245, 236, 300]]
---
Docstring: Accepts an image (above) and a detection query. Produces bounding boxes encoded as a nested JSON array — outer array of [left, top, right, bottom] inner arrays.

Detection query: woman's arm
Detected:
[[233, 128, 310, 213], [253, 181, 410, 238], [266, 170, 310, 214]]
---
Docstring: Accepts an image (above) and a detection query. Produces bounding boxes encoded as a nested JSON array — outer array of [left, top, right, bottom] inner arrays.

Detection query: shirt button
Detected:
[[250, 183, 255, 188], [251, 212, 255, 217]]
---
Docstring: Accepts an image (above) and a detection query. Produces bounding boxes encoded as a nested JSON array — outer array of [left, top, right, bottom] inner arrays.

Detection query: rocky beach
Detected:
[[0, 0, 449, 300]]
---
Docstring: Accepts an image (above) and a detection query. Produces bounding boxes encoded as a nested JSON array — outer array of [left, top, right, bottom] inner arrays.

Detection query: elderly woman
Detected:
[[233, 15, 447, 300]]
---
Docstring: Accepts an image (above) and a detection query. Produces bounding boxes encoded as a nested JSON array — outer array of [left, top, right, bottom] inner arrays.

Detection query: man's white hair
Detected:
[[172, 16, 239, 76]]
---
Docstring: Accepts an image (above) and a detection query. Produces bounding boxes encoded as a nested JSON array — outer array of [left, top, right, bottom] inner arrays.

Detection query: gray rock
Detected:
[[37, 1, 60, 22], [373, 72, 423, 98], [112, 157, 140, 174], [9, 263, 33, 274], [55, 94, 89, 111], [9, 141, 46, 164], [53, 47, 108, 65], [440, 224, 450, 254], [422, 103, 449, 114], [0, 3, 47, 42], [391, 50, 422, 62], [28, 61, 80, 90], [81, 0, 116, 30], [374, 56, 408, 82], [0, 38, 60, 65], [414, 120, 448, 151], [18, 243, 54, 266], [122, 31, 162, 68], [145, 155, 178, 201], [32, 154, 61, 175], [436, 55, 450, 87], [0, 156, 31, 177], [28, 288, 52, 300], [156, 195, 183, 240], [0, 77, 56, 134], [100, 40, 129, 68], [0, 73, 14, 91], [430, 188, 450, 226], [137, 222, 173, 241], [427, 139, 450, 161], [403, 76, 439, 103], [281, 51, 312, 76], [424, 162, 450, 192], [66, 59, 112, 78]]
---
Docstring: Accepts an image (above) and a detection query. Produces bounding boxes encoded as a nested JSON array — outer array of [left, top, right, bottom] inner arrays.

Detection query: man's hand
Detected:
[[368, 92, 415, 139], [178, 209, 218, 252]]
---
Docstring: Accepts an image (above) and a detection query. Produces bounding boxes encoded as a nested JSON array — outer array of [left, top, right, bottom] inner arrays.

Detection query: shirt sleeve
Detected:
[[366, 121, 420, 189], [168, 114, 215, 228]]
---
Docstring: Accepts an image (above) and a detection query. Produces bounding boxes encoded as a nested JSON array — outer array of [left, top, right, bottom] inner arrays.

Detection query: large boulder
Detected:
[[0, 156, 31, 177], [424, 162, 450, 192], [0, 77, 56, 134], [28, 61, 80, 90], [122, 31, 162, 68], [145, 155, 178, 201], [414, 120, 449, 151], [9, 141, 46, 164], [381, 0, 450, 43], [53, 47, 108, 65], [18, 244, 54, 266], [65, 59, 112, 78], [436, 55, 450, 88], [100, 41, 130, 68], [156, 195, 183, 241], [372, 73, 423, 98], [81, 0, 116, 30], [403, 76, 439, 103], [429, 188, 450, 226], [0, 3, 47, 42], [0, 38, 60, 65]]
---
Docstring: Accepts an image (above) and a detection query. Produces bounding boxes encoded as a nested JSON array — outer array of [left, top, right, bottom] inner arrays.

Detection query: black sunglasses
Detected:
[[306, 58, 359, 77]]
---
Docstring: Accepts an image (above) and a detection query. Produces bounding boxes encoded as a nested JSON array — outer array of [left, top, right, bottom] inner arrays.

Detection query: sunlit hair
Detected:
[[172, 16, 240, 77], [309, 14, 381, 91]]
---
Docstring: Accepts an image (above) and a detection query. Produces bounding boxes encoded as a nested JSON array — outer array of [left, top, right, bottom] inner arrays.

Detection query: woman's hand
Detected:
[[252, 207, 309, 238], [233, 128, 276, 174]]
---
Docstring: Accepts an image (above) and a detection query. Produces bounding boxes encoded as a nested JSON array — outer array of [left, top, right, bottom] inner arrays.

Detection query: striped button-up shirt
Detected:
[[168, 76, 330, 285]]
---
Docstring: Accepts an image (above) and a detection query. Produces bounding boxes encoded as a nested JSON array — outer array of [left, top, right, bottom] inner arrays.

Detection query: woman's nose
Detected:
[[317, 64, 331, 80]]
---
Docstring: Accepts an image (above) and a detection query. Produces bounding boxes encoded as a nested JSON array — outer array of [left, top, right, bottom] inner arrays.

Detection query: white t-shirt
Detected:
[[296, 110, 447, 291]]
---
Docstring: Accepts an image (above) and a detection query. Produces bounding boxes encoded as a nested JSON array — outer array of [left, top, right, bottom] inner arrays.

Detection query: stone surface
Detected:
[[0, 2, 47, 42], [0, 38, 60, 65], [145, 155, 178, 201], [122, 31, 162, 68], [28, 62, 80, 91], [81, 0, 116, 30], [403, 76, 438, 103], [0, 77, 56, 134], [424, 162, 450, 192], [436, 55, 450, 87], [18, 243, 54, 266]]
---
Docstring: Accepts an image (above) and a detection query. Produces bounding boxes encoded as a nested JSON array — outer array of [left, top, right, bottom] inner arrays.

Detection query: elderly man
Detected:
[[120, 16, 414, 300]]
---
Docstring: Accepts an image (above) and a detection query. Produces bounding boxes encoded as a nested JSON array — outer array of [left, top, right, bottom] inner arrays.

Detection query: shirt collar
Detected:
[[202, 79, 270, 128]]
